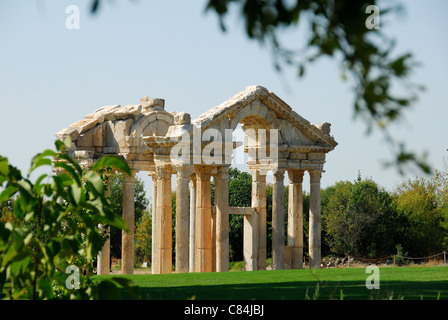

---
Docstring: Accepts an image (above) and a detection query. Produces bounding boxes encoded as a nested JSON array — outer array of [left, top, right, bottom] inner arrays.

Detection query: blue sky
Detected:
[[1, 0, 447, 197]]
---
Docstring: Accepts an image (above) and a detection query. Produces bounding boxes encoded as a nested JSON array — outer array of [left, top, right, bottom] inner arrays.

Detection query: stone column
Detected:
[[215, 166, 230, 272], [287, 169, 304, 269], [189, 174, 197, 273], [272, 168, 285, 270], [247, 168, 267, 271], [121, 171, 135, 275], [243, 208, 258, 271], [195, 166, 213, 273], [153, 164, 172, 274], [97, 177, 111, 275], [175, 166, 191, 273], [309, 170, 322, 268], [150, 172, 157, 271]]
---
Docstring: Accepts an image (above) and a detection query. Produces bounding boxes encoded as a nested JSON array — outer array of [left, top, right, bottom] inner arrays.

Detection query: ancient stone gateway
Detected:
[[55, 85, 338, 275]]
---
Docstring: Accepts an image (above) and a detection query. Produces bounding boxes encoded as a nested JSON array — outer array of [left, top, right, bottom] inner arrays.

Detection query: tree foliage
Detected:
[[0, 140, 139, 300], [393, 177, 447, 256], [322, 173, 448, 258], [323, 176, 398, 257], [135, 212, 152, 265]]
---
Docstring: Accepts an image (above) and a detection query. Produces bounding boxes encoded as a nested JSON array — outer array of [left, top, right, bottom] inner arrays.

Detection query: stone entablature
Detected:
[[56, 85, 338, 275]]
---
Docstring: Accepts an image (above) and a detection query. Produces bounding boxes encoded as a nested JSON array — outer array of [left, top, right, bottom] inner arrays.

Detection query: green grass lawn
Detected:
[[94, 266, 448, 300]]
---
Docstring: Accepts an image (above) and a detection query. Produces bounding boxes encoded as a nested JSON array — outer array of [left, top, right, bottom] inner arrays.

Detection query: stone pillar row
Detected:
[[99, 165, 323, 275]]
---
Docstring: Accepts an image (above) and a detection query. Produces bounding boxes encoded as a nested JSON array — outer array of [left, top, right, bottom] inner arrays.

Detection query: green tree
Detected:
[[434, 150, 448, 249], [227, 168, 252, 262], [0, 140, 139, 300], [135, 211, 152, 265], [323, 176, 398, 257], [393, 177, 447, 256]]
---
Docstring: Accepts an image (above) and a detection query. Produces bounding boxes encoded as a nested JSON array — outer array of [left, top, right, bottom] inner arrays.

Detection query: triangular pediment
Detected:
[[187, 85, 337, 151]]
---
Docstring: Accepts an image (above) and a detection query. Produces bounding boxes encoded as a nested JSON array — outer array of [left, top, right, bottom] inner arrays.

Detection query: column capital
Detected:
[[273, 168, 285, 182], [148, 171, 157, 180], [173, 164, 195, 179], [195, 165, 214, 181], [309, 170, 324, 184], [216, 166, 230, 180], [155, 163, 172, 180], [249, 167, 267, 182], [288, 169, 305, 184], [123, 170, 136, 183]]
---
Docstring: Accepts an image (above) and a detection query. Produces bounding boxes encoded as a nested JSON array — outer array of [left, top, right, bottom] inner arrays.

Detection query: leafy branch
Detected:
[[0, 139, 139, 300]]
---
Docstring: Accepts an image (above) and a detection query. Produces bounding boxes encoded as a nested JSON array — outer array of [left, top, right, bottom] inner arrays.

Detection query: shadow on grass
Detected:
[[118, 279, 448, 300]]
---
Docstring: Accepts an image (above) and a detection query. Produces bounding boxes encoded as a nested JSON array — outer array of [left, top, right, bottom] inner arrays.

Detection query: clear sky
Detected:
[[1, 0, 447, 198]]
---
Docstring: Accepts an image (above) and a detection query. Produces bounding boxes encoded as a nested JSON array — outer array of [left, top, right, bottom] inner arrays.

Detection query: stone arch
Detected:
[[130, 112, 174, 138], [229, 100, 278, 132]]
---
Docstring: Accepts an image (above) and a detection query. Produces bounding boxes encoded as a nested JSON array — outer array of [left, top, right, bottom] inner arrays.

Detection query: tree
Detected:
[[434, 150, 448, 249], [393, 177, 447, 256], [210, 167, 253, 261], [135, 212, 152, 265], [227, 168, 252, 261], [323, 175, 398, 257], [89, 0, 430, 175], [0, 139, 139, 300]]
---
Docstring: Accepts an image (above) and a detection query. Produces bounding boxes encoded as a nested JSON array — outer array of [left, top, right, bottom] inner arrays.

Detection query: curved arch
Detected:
[[229, 102, 279, 132]]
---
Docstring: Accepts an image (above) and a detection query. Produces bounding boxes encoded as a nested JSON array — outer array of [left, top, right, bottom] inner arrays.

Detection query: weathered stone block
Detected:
[[141, 96, 165, 111], [308, 153, 326, 161], [70, 118, 98, 134]]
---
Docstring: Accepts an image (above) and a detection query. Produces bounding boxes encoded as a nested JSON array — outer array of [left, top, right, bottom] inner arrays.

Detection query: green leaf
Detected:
[[84, 171, 104, 195], [54, 162, 81, 186], [0, 157, 9, 177], [55, 137, 72, 152], [91, 156, 131, 177], [16, 180, 34, 201], [71, 184, 84, 205], [29, 149, 56, 175], [32, 173, 49, 194], [56, 153, 83, 176], [95, 211, 127, 231], [0, 185, 17, 204]]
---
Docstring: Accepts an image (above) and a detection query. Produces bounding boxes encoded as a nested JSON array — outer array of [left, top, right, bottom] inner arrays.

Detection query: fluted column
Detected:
[[245, 168, 266, 270], [153, 164, 172, 274], [195, 166, 213, 273], [215, 166, 230, 272], [287, 169, 304, 269], [309, 170, 323, 268], [122, 171, 136, 275], [272, 168, 285, 270], [175, 165, 192, 273], [189, 174, 197, 273], [150, 172, 157, 271], [97, 177, 111, 275]]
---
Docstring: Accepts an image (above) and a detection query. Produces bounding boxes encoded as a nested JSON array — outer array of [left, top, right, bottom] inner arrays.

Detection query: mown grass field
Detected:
[[94, 266, 448, 300]]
